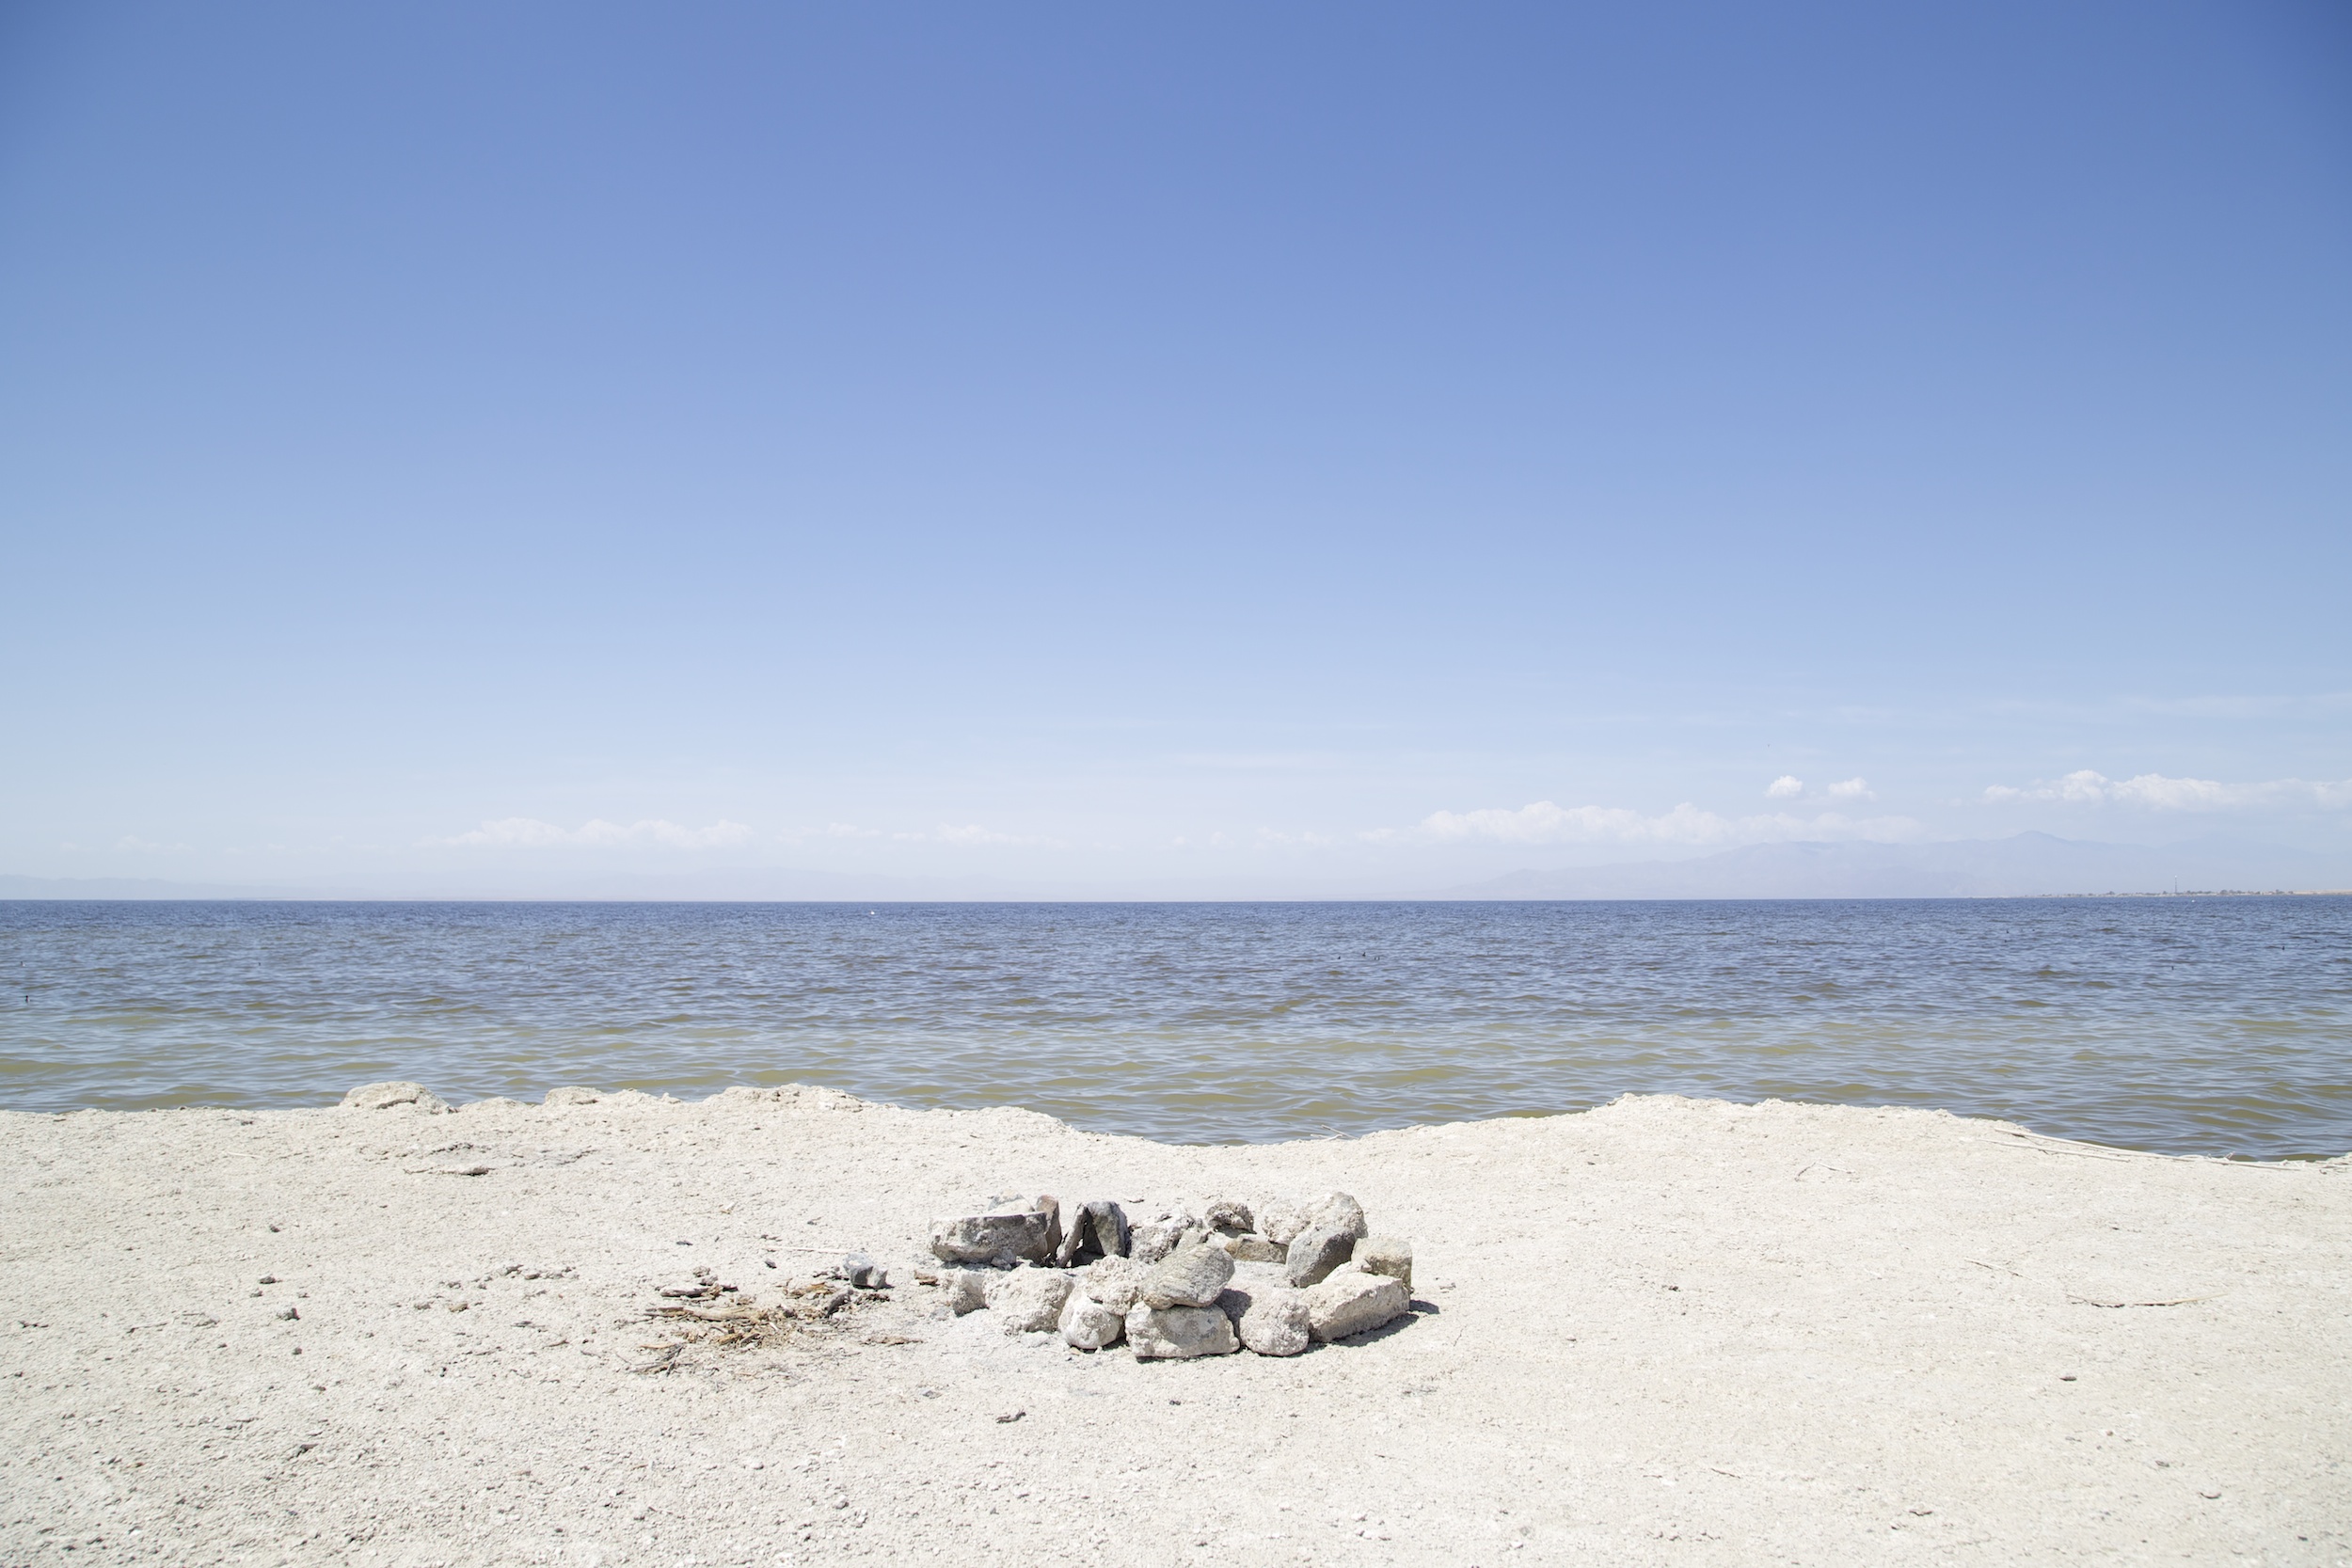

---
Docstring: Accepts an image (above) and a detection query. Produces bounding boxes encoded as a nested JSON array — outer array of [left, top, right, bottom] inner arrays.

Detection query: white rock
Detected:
[[1218, 1282, 1311, 1356], [983, 1269, 1073, 1334], [1127, 1208, 1197, 1266], [930, 1196, 1061, 1268], [1142, 1243, 1233, 1308], [944, 1270, 989, 1316], [1261, 1191, 1362, 1245], [1357, 1236, 1412, 1290], [1311, 1192, 1369, 1239], [1058, 1291, 1125, 1350], [1212, 1233, 1286, 1263], [1229, 1259, 1290, 1293], [1305, 1272, 1410, 1342], [1203, 1198, 1254, 1235], [1081, 1256, 1150, 1313], [1125, 1303, 1239, 1359], [1256, 1196, 1311, 1246]]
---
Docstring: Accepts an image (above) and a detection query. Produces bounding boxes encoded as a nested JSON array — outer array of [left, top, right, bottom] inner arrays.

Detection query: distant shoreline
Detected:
[[7, 887, 2352, 903], [7, 831, 2352, 904]]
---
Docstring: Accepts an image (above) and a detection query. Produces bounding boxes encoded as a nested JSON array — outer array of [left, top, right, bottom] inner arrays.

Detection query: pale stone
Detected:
[[1082, 1256, 1150, 1314], [1305, 1272, 1410, 1341], [1256, 1196, 1311, 1246], [1203, 1199, 1254, 1235], [1218, 1283, 1311, 1357], [341, 1082, 449, 1113], [983, 1269, 1073, 1334], [1229, 1259, 1290, 1293], [930, 1197, 1060, 1269], [1212, 1233, 1286, 1263], [1125, 1304, 1239, 1359], [1058, 1291, 1125, 1350], [1357, 1236, 1412, 1291], [1142, 1243, 1233, 1309], [944, 1270, 988, 1316], [1311, 1192, 1369, 1239], [1127, 1207, 1197, 1266], [1262, 1190, 1365, 1243]]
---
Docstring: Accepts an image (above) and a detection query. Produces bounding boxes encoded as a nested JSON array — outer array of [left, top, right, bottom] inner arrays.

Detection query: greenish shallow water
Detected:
[[1, 897, 2345, 1157]]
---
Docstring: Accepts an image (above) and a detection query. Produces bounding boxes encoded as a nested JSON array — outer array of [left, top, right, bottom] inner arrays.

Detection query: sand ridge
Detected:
[[2, 1089, 2345, 1566]]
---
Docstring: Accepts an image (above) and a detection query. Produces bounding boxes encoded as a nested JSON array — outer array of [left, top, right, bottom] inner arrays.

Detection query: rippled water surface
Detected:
[[2, 898, 2346, 1156]]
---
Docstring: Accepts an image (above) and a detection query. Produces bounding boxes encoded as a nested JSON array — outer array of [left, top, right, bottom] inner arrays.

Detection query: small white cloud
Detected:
[[933, 823, 1025, 846], [1981, 770, 2352, 811], [824, 823, 882, 839], [1375, 800, 1923, 847], [1766, 775, 1871, 803], [429, 816, 756, 849], [1254, 828, 1337, 847]]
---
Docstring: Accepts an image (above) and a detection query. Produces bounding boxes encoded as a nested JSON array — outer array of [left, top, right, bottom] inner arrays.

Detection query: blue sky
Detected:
[[4, 1, 2348, 894]]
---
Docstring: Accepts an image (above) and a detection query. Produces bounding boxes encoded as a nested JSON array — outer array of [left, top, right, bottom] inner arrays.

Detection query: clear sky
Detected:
[[4, 1, 2348, 895]]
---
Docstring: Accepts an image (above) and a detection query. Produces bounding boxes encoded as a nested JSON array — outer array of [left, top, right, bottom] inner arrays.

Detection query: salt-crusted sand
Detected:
[[3, 1088, 2346, 1567]]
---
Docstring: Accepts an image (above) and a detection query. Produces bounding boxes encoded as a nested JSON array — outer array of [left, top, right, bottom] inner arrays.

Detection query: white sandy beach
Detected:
[[3, 1087, 2346, 1567]]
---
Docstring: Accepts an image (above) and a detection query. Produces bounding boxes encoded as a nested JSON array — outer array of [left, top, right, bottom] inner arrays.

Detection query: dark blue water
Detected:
[[1, 898, 2346, 1157]]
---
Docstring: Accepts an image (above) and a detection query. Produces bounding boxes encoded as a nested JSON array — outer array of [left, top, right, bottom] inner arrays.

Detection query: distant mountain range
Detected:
[[0, 874, 347, 900], [6, 833, 2350, 902], [0, 869, 995, 902], [1429, 832, 2352, 900]]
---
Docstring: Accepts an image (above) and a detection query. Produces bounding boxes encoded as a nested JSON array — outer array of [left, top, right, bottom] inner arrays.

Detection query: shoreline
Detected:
[[4, 1088, 2345, 1564], [7, 1084, 2342, 1164]]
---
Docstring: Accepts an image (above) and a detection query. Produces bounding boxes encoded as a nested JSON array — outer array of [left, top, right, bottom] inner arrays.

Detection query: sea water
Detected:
[[1, 897, 2344, 1158]]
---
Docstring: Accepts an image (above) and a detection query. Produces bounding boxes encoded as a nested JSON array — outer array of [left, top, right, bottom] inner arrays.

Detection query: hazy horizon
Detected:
[[9, 829, 2350, 903]]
